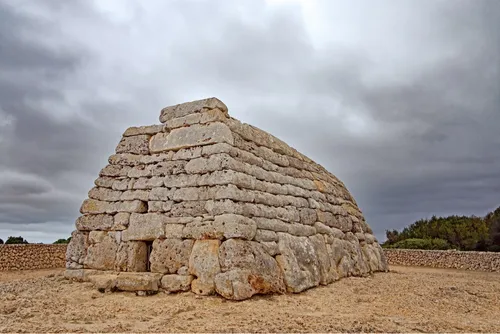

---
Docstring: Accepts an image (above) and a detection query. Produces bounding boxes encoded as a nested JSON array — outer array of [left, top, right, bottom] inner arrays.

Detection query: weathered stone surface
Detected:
[[276, 233, 320, 293], [80, 199, 147, 214], [115, 241, 148, 272], [189, 240, 221, 295], [112, 212, 130, 230], [123, 125, 163, 137], [84, 233, 118, 270], [182, 214, 256, 240], [66, 231, 88, 265], [122, 213, 167, 241], [76, 214, 114, 231], [88, 187, 122, 202], [148, 201, 174, 212], [254, 229, 278, 242], [115, 273, 162, 292], [215, 239, 285, 300], [100, 164, 131, 177], [150, 123, 234, 153], [161, 275, 194, 292], [90, 274, 118, 291], [116, 134, 151, 155], [159, 97, 228, 123], [150, 239, 194, 274], [165, 108, 228, 130]]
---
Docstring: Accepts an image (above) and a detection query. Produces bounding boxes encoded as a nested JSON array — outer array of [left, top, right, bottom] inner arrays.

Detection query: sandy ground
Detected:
[[1, 266, 499, 333]]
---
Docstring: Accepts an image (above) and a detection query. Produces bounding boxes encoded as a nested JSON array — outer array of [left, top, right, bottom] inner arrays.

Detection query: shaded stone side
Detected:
[[65, 97, 389, 300], [0, 245, 67, 271]]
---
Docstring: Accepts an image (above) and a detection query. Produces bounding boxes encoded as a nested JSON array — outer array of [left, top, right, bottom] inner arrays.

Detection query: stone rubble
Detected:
[[65, 97, 388, 300]]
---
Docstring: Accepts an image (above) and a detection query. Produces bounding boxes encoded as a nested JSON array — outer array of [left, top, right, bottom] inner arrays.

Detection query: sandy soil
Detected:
[[1, 266, 499, 333]]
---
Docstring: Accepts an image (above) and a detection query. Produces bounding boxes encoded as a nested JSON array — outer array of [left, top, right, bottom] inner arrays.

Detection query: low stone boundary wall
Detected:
[[0, 244, 67, 271], [384, 249, 500, 272]]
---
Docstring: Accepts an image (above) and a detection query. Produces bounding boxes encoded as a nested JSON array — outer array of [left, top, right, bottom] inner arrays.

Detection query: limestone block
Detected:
[[288, 223, 316, 237], [150, 161, 187, 176], [100, 164, 131, 177], [215, 184, 255, 202], [120, 190, 149, 201], [161, 275, 194, 292], [115, 273, 162, 292], [84, 233, 118, 270], [150, 239, 194, 274], [276, 233, 320, 293], [128, 165, 153, 178], [164, 174, 200, 188], [115, 241, 148, 272], [355, 232, 366, 242], [89, 231, 107, 244], [66, 231, 89, 265], [114, 200, 148, 213], [89, 274, 118, 291], [148, 201, 174, 212], [123, 125, 163, 137], [364, 233, 375, 244], [189, 240, 221, 295], [164, 224, 184, 238], [122, 213, 167, 241], [170, 201, 207, 217], [149, 187, 174, 201], [88, 187, 122, 202], [185, 153, 236, 174], [116, 134, 151, 155], [254, 217, 289, 232], [112, 178, 134, 191], [309, 234, 334, 285], [260, 241, 280, 256], [159, 97, 228, 123], [172, 146, 203, 161], [215, 239, 285, 300], [165, 108, 227, 130], [64, 269, 100, 282], [150, 123, 233, 153], [95, 177, 115, 189], [173, 187, 200, 201], [141, 152, 174, 164], [299, 208, 317, 225], [254, 229, 278, 242], [132, 177, 165, 189], [214, 214, 257, 240], [76, 214, 113, 231], [113, 212, 130, 230]]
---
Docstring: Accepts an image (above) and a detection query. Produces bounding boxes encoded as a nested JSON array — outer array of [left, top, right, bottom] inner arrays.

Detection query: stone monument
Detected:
[[65, 97, 388, 300]]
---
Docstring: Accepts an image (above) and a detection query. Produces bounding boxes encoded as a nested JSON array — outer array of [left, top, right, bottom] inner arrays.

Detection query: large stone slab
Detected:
[[76, 214, 114, 231], [159, 97, 228, 123], [84, 233, 118, 271], [150, 122, 234, 153], [122, 213, 168, 241], [115, 241, 148, 272], [150, 238, 194, 274], [189, 239, 221, 295], [115, 273, 162, 292], [66, 231, 89, 268], [215, 239, 285, 300], [275, 233, 321, 293]]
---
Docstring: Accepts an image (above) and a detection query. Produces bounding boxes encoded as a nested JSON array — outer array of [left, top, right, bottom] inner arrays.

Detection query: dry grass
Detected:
[[1, 266, 499, 333]]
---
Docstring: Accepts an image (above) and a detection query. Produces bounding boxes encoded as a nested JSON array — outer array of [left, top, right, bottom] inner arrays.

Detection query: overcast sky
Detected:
[[1, 0, 499, 243]]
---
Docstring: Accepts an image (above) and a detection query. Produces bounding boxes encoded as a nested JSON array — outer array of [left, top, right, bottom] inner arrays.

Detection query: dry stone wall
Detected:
[[384, 249, 500, 272], [0, 245, 66, 271], [65, 97, 389, 300]]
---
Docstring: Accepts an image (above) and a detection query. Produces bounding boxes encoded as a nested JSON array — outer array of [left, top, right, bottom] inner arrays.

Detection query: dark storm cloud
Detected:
[[0, 0, 499, 242]]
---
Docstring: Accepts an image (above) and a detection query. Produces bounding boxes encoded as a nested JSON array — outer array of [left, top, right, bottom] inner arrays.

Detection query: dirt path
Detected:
[[1, 266, 499, 333]]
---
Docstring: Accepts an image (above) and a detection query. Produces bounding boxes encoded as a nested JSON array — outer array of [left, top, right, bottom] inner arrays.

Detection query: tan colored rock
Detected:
[[122, 213, 167, 241], [159, 97, 228, 123], [165, 108, 228, 130], [150, 123, 234, 153], [276, 233, 320, 293], [66, 231, 89, 265], [160, 275, 194, 292], [189, 240, 221, 295], [123, 125, 163, 137], [115, 241, 148, 272], [76, 214, 113, 231], [116, 134, 151, 155], [115, 273, 162, 292], [150, 239, 194, 274], [84, 233, 118, 270]]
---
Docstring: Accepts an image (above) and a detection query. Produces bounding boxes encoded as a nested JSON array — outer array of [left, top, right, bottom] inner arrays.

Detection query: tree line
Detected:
[[0, 236, 71, 245], [382, 206, 500, 252]]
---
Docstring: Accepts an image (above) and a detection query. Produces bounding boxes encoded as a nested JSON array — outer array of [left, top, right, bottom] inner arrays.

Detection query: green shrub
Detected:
[[387, 238, 452, 250], [5, 236, 29, 244], [53, 237, 71, 244]]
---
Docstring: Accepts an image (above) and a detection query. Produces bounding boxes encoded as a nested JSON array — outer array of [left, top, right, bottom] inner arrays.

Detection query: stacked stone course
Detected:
[[65, 97, 388, 300], [0, 244, 66, 271], [384, 249, 500, 272]]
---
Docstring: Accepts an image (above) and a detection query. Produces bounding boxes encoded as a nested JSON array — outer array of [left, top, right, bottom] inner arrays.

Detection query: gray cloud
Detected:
[[0, 0, 499, 243]]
